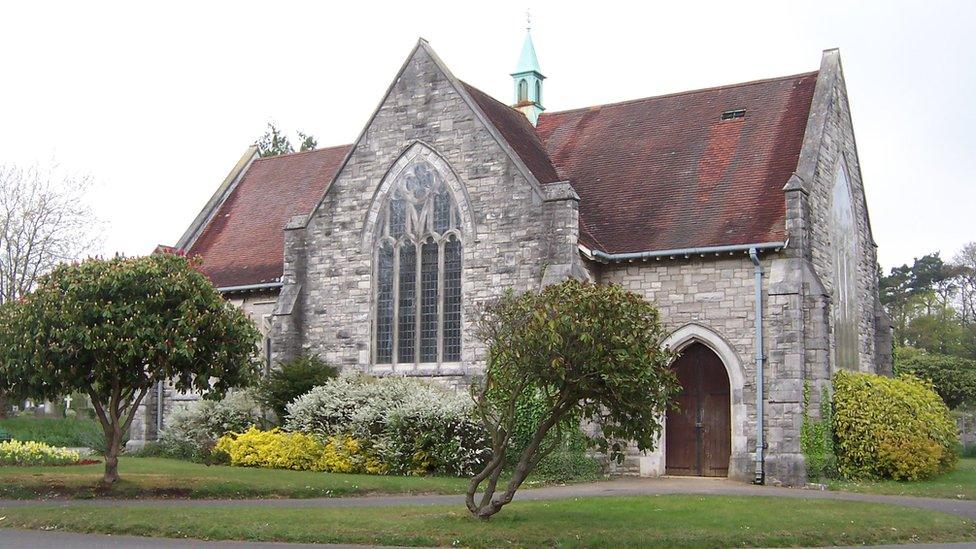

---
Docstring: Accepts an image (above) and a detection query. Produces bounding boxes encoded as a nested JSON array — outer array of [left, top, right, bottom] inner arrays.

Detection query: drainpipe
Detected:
[[749, 248, 765, 484], [155, 381, 164, 441]]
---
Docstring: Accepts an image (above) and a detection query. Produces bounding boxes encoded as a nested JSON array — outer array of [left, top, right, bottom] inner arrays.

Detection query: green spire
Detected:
[[512, 20, 545, 126], [514, 30, 542, 75]]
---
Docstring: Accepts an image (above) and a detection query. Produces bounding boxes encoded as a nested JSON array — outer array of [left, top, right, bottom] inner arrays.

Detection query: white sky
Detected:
[[1, 0, 972, 271]]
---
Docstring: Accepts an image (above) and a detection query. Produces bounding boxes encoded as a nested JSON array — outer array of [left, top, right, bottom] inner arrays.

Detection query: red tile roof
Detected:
[[183, 71, 818, 287], [535, 71, 818, 254], [185, 145, 350, 288]]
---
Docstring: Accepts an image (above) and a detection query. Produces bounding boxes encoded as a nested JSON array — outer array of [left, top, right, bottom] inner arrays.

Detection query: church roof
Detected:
[[179, 67, 819, 289], [185, 145, 350, 288], [536, 71, 819, 254], [462, 82, 561, 184]]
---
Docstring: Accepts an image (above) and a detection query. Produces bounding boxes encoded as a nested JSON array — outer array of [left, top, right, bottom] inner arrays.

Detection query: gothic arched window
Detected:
[[518, 79, 528, 103], [374, 162, 462, 365], [535, 80, 541, 104]]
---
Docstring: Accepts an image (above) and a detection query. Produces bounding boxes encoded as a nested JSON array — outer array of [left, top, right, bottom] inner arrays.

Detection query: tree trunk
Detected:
[[102, 428, 121, 485]]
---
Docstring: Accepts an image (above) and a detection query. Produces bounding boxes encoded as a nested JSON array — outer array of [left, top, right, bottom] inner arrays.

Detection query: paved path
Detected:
[[2, 477, 976, 548], [2, 476, 975, 520]]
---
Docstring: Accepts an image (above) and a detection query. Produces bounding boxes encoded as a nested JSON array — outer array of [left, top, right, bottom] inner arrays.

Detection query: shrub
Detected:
[[257, 355, 340, 422], [153, 390, 264, 462], [286, 375, 490, 476], [213, 427, 379, 473], [0, 440, 81, 466], [833, 370, 958, 480], [894, 346, 976, 409], [532, 429, 604, 483], [383, 391, 489, 476]]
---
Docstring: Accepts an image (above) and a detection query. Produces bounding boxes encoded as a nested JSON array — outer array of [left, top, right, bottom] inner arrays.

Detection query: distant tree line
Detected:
[[883, 242, 976, 409]]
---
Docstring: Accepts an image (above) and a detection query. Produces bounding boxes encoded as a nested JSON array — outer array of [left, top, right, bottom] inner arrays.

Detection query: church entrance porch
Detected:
[[665, 342, 731, 477]]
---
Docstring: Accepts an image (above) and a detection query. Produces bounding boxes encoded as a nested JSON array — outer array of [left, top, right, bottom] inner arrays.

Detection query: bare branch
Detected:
[[0, 164, 103, 304]]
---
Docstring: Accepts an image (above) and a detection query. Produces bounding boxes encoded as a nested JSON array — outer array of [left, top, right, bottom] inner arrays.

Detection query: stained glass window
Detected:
[[374, 161, 463, 366], [397, 243, 416, 363], [443, 235, 462, 362], [375, 242, 395, 364], [420, 240, 439, 362]]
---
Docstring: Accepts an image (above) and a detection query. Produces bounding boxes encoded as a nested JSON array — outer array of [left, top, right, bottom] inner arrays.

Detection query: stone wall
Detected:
[[794, 50, 888, 375], [596, 254, 810, 484]]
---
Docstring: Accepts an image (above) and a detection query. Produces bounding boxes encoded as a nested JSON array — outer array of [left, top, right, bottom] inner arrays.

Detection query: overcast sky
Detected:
[[1, 0, 972, 271]]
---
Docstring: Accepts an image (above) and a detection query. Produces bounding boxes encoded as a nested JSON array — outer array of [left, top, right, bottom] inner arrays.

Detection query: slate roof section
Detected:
[[535, 71, 818, 254], [185, 145, 351, 288], [462, 82, 562, 184]]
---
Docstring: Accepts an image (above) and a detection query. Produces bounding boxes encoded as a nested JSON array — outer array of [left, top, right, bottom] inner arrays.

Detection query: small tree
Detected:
[[467, 280, 678, 519], [0, 253, 260, 483], [257, 354, 339, 422]]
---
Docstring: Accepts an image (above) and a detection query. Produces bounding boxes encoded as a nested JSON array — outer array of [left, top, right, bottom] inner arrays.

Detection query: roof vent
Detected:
[[721, 109, 746, 120]]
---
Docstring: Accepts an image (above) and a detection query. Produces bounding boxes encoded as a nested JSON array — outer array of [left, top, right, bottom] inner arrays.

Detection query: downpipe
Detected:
[[749, 248, 765, 485], [155, 380, 163, 441]]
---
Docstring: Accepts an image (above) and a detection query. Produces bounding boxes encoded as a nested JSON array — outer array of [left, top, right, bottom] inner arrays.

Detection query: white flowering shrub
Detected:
[[149, 390, 265, 462], [286, 375, 490, 476]]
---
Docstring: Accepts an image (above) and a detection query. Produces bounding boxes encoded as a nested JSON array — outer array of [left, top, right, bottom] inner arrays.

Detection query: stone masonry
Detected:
[[144, 44, 890, 487]]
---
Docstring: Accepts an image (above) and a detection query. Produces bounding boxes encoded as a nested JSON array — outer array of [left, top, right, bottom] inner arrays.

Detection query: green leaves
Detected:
[[833, 370, 958, 480], [0, 253, 260, 410], [475, 280, 678, 464]]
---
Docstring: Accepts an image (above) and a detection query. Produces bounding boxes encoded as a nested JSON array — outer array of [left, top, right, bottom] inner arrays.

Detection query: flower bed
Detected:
[[0, 440, 82, 466], [215, 427, 384, 474]]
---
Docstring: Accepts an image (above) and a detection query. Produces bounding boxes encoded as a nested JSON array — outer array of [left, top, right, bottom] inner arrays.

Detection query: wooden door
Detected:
[[665, 342, 731, 476]]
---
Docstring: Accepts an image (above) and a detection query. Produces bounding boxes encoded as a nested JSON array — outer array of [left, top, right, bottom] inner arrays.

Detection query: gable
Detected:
[[536, 71, 818, 255]]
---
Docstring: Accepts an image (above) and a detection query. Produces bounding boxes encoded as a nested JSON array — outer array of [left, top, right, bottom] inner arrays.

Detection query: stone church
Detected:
[[134, 33, 892, 486]]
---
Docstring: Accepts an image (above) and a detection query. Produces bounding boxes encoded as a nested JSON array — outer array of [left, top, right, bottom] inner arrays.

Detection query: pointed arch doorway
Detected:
[[666, 342, 731, 477]]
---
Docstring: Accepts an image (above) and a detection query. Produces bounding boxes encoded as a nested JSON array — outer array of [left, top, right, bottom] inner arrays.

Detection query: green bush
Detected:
[[894, 346, 976, 409], [833, 370, 958, 480], [258, 355, 339, 422], [0, 417, 102, 448]]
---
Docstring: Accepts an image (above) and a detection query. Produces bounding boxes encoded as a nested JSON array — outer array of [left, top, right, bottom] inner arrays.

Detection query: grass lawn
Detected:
[[1, 495, 973, 548], [830, 457, 976, 500], [0, 457, 470, 499], [0, 416, 101, 448]]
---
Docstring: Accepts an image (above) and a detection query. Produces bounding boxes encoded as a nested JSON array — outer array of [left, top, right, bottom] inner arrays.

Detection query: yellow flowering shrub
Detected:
[[214, 427, 378, 473], [834, 371, 958, 480], [0, 440, 81, 466]]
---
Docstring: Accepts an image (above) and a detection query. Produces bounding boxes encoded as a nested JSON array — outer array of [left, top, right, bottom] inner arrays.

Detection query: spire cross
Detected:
[[526, 9, 531, 32]]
